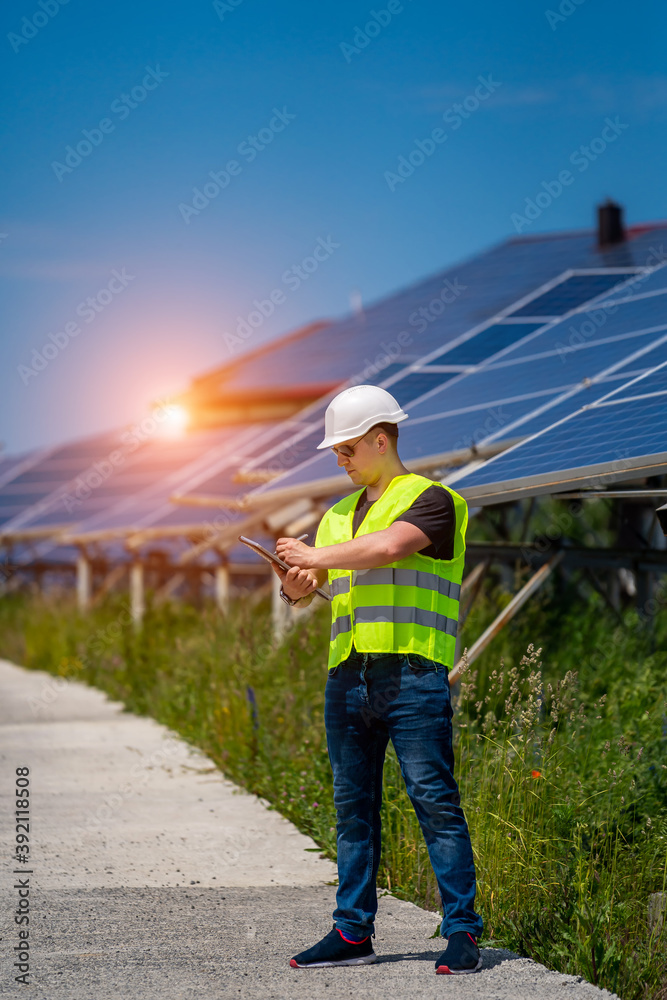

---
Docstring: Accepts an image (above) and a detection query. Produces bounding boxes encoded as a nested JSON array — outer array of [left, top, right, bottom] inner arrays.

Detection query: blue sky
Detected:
[[2, 0, 666, 454]]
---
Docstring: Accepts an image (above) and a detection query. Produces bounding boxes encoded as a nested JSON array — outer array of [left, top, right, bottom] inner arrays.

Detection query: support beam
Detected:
[[556, 490, 667, 500], [215, 564, 230, 615], [90, 564, 127, 608], [458, 560, 490, 630], [130, 562, 145, 626], [460, 560, 489, 602], [76, 552, 91, 612], [154, 572, 185, 605], [455, 560, 489, 667], [170, 439, 523, 512], [248, 579, 273, 608], [450, 551, 564, 684]]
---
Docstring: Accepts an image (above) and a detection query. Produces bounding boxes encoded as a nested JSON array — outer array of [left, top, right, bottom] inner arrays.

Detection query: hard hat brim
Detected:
[[317, 411, 408, 450]]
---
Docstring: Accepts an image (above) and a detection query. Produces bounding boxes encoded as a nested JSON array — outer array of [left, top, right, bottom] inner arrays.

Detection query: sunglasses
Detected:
[[331, 429, 372, 458]]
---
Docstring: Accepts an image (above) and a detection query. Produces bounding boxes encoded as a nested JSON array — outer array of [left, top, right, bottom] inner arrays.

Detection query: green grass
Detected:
[[1, 580, 666, 999]]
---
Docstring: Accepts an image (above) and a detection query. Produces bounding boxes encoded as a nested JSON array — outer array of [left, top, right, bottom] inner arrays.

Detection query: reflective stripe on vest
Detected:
[[330, 577, 351, 597], [331, 614, 352, 639], [316, 473, 468, 670], [354, 605, 459, 636], [353, 567, 461, 601]]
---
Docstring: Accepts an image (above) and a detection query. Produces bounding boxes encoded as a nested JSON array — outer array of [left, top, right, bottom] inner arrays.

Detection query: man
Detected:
[[273, 384, 483, 975]]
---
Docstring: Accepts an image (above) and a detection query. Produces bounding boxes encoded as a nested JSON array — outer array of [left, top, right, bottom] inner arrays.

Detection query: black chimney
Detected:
[[597, 199, 625, 248]]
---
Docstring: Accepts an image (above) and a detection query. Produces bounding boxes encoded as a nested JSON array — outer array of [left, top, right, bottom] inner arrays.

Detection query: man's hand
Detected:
[[270, 561, 319, 601], [276, 537, 314, 569]]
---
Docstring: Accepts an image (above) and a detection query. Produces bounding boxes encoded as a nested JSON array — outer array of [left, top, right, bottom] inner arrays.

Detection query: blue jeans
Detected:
[[324, 649, 483, 940]]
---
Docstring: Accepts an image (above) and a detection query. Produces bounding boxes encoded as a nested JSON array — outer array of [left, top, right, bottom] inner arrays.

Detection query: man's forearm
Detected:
[[311, 531, 398, 570]]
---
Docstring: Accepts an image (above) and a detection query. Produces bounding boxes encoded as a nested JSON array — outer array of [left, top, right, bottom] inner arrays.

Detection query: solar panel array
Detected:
[[3, 225, 667, 568], [246, 261, 667, 498], [446, 359, 667, 501]]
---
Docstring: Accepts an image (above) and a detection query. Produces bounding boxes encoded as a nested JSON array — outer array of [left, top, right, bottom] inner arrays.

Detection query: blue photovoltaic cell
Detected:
[[395, 399, 535, 457], [601, 363, 667, 399], [255, 450, 338, 494], [406, 330, 664, 422], [217, 242, 652, 396], [510, 273, 635, 317], [259, 427, 327, 467], [371, 363, 407, 383], [502, 292, 667, 363], [386, 371, 455, 406], [597, 264, 667, 303], [470, 360, 665, 442], [2, 425, 257, 533], [450, 393, 667, 489], [438, 324, 544, 365], [254, 335, 667, 498], [609, 337, 667, 376]]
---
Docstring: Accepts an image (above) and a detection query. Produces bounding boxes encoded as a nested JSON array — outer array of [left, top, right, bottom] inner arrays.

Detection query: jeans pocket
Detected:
[[406, 653, 438, 673]]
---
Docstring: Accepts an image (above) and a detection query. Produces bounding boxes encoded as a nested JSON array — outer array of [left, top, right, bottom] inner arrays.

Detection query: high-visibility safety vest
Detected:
[[315, 473, 468, 670]]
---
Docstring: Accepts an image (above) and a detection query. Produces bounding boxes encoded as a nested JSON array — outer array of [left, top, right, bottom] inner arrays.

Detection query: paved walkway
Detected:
[[0, 659, 618, 999]]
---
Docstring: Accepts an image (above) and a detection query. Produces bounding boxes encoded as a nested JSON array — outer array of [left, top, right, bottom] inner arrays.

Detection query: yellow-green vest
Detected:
[[315, 473, 468, 670]]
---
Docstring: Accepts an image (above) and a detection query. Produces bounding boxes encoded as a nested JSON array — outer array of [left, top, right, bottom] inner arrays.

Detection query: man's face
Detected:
[[333, 428, 388, 485]]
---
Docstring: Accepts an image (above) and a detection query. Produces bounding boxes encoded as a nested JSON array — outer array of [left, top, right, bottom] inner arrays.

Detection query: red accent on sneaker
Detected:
[[467, 933, 477, 945], [289, 959, 298, 968], [436, 965, 452, 975], [337, 929, 369, 945]]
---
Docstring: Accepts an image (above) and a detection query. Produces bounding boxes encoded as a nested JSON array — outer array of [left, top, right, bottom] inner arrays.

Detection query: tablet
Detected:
[[238, 536, 332, 601]]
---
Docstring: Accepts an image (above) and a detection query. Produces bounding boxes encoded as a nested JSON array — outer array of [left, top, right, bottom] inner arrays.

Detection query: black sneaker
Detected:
[[435, 931, 482, 974], [290, 924, 377, 968]]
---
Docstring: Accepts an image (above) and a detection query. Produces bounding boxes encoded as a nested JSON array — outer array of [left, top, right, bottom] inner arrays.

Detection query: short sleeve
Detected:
[[394, 485, 455, 561]]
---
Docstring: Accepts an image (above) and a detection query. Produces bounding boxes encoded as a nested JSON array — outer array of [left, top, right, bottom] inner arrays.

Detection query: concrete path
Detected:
[[0, 659, 618, 999]]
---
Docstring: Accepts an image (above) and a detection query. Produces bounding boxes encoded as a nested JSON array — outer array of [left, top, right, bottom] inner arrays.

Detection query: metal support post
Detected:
[[215, 563, 230, 615], [450, 551, 564, 684], [76, 551, 91, 612], [130, 561, 145, 627]]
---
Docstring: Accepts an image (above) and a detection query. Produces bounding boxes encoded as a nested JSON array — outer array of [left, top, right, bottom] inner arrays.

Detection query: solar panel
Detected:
[[613, 337, 667, 376], [0, 422, 265, 539], [395, 399, 535, 457], [6, 230, 667, 539], [509, 272, 637, 318], [242, 261, 667, 501], [385, 371, 458, 405], [439, 323, 544, 365], [516, 293, 667, 360], [249, 303, 667, 500], [402, 331, 664, 425], [240, 270, 658, 490], [607, 364, 667, 399], [446, 362, 667, 500], [597, 262, 667, 303]]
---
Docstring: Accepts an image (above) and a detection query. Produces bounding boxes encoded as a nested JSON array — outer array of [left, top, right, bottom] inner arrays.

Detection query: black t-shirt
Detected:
[[351, 484, 455, 561]]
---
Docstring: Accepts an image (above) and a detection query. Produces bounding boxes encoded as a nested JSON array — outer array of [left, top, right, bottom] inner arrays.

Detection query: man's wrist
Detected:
[[279, 586, 306, 607]]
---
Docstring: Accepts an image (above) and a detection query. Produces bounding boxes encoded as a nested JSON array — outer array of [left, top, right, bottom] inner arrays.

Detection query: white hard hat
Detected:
[[317, 385, 408, 449]]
